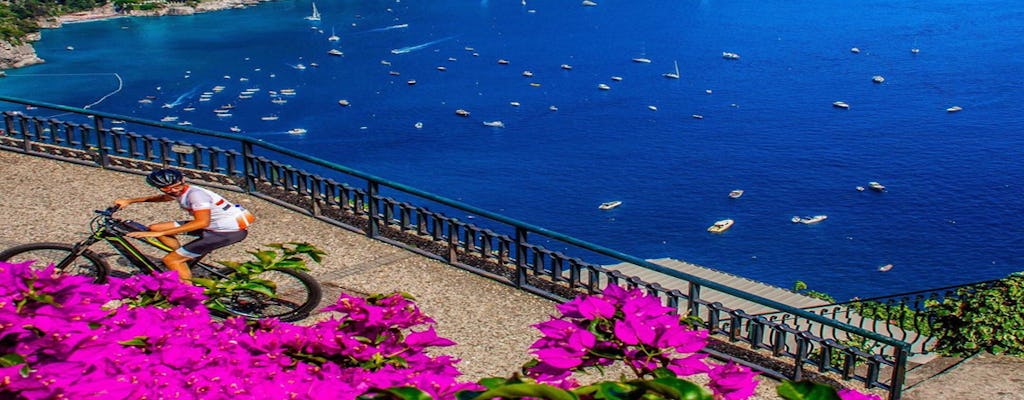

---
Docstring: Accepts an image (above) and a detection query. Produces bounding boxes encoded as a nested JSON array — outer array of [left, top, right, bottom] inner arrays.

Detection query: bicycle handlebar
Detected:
[[95, 206, 121, 216]]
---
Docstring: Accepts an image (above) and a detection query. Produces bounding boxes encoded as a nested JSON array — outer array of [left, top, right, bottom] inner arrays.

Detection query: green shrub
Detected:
[[925, 274, 1024, 356]]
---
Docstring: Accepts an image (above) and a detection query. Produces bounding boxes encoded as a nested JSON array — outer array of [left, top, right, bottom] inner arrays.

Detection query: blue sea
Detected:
[[3, 0, 1023, 301]]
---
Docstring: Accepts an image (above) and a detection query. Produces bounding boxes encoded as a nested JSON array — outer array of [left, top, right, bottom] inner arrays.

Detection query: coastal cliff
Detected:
[[0, 33, 44, 70], [0, 0, 264, 71]]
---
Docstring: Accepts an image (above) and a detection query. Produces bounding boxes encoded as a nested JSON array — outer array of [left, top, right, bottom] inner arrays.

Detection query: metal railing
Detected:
[[0, 95, 912, 399], [759, 278, 1007, 355]]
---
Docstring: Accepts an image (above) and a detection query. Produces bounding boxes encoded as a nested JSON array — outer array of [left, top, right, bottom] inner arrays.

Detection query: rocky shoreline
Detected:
[[0, 0, 268, 71]]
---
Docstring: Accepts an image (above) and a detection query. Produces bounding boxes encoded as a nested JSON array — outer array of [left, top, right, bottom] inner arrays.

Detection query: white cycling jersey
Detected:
[[175, 185, 255, 232]]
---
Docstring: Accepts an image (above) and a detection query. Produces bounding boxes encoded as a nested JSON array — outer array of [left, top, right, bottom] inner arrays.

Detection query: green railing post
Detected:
[[889, 346, 908, 400], [515, 227, 528, 288], [688, 283, 702, 318], [367, 181, 379, 238], [241, 141, 256, 193], [447, 219, 459, 263], [91, 116, 109, 168]]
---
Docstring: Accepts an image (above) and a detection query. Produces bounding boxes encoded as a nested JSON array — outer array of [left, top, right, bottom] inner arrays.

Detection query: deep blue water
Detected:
[[3, 0, 1023, 300]]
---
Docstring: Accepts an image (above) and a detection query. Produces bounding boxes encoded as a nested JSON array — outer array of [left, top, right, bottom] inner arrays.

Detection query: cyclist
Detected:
[[114, 168, 255, 281]]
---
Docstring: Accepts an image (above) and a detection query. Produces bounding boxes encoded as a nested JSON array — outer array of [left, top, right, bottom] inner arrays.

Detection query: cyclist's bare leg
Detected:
[[147, 221, 182, 249], [162, 251, 193, 281]]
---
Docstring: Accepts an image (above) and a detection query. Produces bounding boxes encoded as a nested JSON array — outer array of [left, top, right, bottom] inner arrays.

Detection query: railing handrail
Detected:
[[825, 277, 1007, 307], [0, 94, 912, 351]]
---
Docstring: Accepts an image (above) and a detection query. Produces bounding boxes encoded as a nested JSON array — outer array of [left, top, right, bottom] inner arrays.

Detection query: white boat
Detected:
[[548, 105, 558, 111], [272, 98, 288, 104], [868, 181, 885, 192], [692, 114, 704, 119], [482, 120, 505, 128], [647, 105, 658, 111], [610, 76, 623, 81], [722, 52, 740, 60], [305, 2, 321, 21], [792, 215, 828, 224], [497, 59, 510, 65], [337, 99, 350, 106], [850, 47, 861, 54], [911, 48, 920, 54], [294, 64, 307, 70], [560, 64, 573, 70], [598, 201, 622, 210], [631, 57, 652, 63], [328, 49, 344, 56], [260, 115, 279, 121], [328, 27, 340, 41], [946, 106, 963, 113], [521, 70, 533, 77], [177, 121, 192, 126], [182, 106, 196, 112], [510, 101, 521, 107], [437, 66, 447, 71], [582, 0, 597, 5], [455, 109, 470, 117], [833, 101, 850, 109], [597, 83, 611, 90], [229, 126, 242, 133], [707, 219, 734, 233], [729, 189, 744, 199], [287, 128, 307, 135], [878, 263, 894, 272], [872, 75, 885, 83], [66, 45, 74, 51], [663, 60, 680, 79], [407, 79, 417, 85], [414, 122, 423, 129], [160, 116, 179, 122]]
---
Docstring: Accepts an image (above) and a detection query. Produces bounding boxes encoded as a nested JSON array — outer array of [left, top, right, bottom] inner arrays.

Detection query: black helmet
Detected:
[[146, 168, 184, 188]]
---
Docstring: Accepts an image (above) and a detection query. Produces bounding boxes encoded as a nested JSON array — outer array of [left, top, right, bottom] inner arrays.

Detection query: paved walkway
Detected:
[[2, 150, 1021, 399]]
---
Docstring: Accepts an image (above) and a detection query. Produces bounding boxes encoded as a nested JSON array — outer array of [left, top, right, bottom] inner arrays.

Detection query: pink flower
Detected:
[[838, 388, 883, 400], [707, 362, 759, 400]]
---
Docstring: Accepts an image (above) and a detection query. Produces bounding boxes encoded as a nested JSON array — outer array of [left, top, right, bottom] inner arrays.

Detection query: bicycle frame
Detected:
[[67, 208, 191, 275]]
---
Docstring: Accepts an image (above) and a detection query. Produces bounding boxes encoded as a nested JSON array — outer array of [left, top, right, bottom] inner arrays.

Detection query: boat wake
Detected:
[[366, 23, 409, 33], [163, 86, 200, 109], [390, 36, 454, 54], [83, 73, 123, 110]]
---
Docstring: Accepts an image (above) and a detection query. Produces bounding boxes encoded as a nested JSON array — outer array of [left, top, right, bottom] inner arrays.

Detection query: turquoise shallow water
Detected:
[[2, 0, 1023, 300]]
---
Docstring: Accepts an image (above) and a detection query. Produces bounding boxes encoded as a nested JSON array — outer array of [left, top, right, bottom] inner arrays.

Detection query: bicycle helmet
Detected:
[[146, 168, 184, 188]]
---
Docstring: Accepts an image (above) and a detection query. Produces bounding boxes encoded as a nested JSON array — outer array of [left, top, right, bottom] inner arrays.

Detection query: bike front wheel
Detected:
[[0, 242, 111, 283], [207, 267, 322, 322]]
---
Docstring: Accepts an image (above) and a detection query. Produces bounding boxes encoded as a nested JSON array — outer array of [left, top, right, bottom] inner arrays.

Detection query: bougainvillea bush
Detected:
[[0, 261, 879, 399]]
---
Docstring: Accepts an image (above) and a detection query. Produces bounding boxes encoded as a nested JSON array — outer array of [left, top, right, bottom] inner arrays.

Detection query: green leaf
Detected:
[[255, 250, 277, 265], [190, 277, 217, 289], [468, 383, 578, 400], [239, 282, 276, 297], [621, 377, 712, 400], [118, 336, 149, 348], [0, 353, 25, 367], [777, 381, 841, 400]]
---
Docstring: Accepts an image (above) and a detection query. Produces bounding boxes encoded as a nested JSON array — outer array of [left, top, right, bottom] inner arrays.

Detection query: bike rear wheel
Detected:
[[0, 242, 111, 283], [206, 267, 322, 322]]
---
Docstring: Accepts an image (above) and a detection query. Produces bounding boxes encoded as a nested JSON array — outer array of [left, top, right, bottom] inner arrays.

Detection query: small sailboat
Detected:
[[328, 27, 340, 41], [663, 60, 680, 79], [305, 2, 321, 21], [599, 201, 622, 210]]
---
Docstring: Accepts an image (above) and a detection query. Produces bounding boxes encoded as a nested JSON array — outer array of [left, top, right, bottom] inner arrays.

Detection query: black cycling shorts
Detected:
[[176, 229, 248, 259]]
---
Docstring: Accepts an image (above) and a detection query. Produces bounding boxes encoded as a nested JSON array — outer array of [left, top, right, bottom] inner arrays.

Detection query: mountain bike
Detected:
[[0, 207, 322, 322]]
